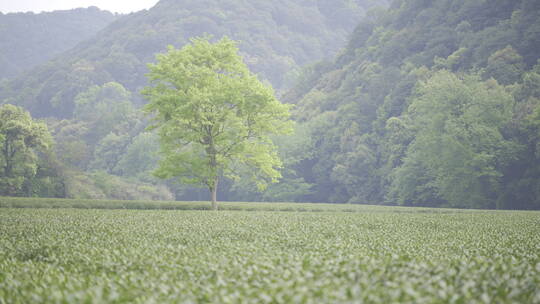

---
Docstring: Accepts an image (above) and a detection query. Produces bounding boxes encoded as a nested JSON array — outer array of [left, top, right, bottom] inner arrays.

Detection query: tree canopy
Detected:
[[143, 37, 293, 209], [0, 0, 385, 118], [1, 0, 540, 209], [285, 0, 540, 209], [0, 104, 52, 196], [388, 71, 516, 208]]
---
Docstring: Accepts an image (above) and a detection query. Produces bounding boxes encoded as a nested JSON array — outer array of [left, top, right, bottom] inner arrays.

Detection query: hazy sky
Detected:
[[0, 0, 159, 14]]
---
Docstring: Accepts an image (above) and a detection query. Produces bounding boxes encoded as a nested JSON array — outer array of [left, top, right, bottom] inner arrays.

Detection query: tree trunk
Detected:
[[210, 177, 218, 210]]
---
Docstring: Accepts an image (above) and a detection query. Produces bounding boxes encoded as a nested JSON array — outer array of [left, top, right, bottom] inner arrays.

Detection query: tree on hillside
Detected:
[[0, 104, 52, 196], [388, 71, 516, 208], [143, 37, 293, 210]]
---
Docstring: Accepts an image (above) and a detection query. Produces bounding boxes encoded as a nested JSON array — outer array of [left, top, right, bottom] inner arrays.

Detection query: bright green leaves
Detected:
[[143, 37, 293, 206], [1, 208, 539, 303], [0, 104, 53, 196]]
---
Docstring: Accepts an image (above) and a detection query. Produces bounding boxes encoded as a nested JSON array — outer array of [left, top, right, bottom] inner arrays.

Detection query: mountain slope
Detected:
[[1, 0, 386, 118], [284, 0, 540, 209], [0, 7, 117, 80]]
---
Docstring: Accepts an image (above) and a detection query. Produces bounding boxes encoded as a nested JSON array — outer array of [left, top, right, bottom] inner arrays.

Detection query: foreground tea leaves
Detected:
[[0, 208, 539, 303]]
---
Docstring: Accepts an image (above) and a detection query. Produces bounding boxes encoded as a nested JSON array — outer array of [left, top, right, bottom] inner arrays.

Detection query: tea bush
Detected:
[[1, 207, 539, 303]]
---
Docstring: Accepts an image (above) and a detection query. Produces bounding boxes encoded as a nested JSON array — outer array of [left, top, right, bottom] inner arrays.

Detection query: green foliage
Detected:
[[389, 71, 516, 208], [63, 171, 173, 201], [74, 82, 140, 144], [0, 104, 54, 196], [287, 0, 540, 208], [230, 124, 315, 202], [484, 45, 525, 85], [495, 64, 540, 210], [41, 81, 170, 200], [2, 0, 539, 208], [1, 0, 391, 203], [143, 37, 293, 208], [0, 207, 539, 302], [0, 197, 436, 211], [115, 132, 161, 181], [49, 121, 91, 170], [89, 132, 130, 174], [51, 82, 142, 172], [0, 0, 386, 119]]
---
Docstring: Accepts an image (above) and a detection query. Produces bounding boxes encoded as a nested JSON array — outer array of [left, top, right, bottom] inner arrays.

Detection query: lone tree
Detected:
[[143, 37, 293, 210], [0, 104, 52, 196]]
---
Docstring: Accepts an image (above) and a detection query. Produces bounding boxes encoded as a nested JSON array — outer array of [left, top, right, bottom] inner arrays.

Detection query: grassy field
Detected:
[[1, 200, 539, 303]]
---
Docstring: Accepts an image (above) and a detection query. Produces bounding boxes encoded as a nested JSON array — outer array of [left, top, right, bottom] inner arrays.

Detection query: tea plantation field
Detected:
[[1, 204, 539, 303]]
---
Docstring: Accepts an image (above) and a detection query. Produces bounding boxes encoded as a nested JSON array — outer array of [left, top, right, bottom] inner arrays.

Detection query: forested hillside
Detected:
[[282, 0, 540, 209], [1, 0, 539, 209], [0, 7, 117, 80], [1, 0, 385, 119], [0, 0, 386, 201]]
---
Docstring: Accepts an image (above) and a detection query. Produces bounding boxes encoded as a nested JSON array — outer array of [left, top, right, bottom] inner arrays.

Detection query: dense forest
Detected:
[[283, 0, 540, 209], [0, 0, 386, 202], [1, 0, 539, 209], [1, 0, 384, 118], [0, 7, 117, 80]]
